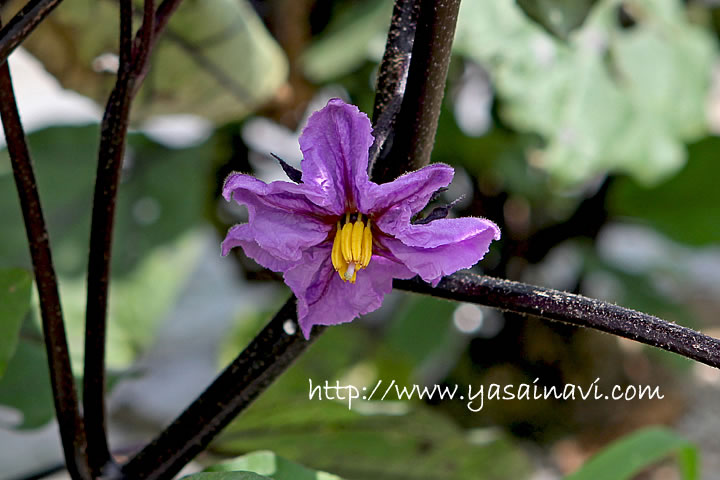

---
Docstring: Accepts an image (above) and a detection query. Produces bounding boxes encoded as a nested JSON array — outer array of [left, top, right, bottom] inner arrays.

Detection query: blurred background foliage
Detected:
[[1, 0, 720, 478]]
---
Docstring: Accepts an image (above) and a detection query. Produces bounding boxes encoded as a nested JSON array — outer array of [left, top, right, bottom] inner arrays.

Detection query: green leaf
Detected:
[[8, 0, 287, 123], [219, 314, 415, 396], [204, 450, 343, 480], [0, 125, 215, 276], [301, 0, 392, 83], [0, 339, 54, 429], [565, 427, 698, 480], [214, 394, 529, 480], [182, 473, 271, 480], [0, 125, 212, 370], [608, 136, 720, 246], [384, 296, 456, 366], [0, 269, 32, 378], [59, 232, 202, 371], [516, 0, 597, 39], [455, 0, 717, 186]]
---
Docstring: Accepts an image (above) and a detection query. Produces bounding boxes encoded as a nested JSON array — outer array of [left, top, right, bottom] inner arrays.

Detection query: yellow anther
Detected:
[[341, 214, 353, 262], [360, 219, 373, 268], [351, 216, 364, 261], [331, 222, 344, 272], [334, 213, 374, 283], [338, 262, 348, 281]]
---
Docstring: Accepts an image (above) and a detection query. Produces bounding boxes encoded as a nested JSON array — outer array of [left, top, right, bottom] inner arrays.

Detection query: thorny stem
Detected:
[[0, 0, 64, 67], [371, 0, 461, 182], [368, 0, 420, 172], [395, 273, 720, 369], [121, 298, 324, 480], [371, 0, 420, 123], [0, 43, 91, 479], [83, 0, 182, 475]]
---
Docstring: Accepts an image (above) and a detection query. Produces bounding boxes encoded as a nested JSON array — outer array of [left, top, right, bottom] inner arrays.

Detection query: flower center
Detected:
[[331, 213, 373, 283]]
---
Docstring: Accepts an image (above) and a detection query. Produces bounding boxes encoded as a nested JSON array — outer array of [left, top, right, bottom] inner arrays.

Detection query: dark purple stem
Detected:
[[83, 0, 136, 473], [368, 0, 420, 173], [395, 273, 720, 368], [153, 0, 185, 37], [133, 0, 157, 70], [371, 0, 420, 123], [121, 298, 324, 480], [0, 43, 91, 480], [0, 0, 65, 67], [371, 0, 461, 182], [83, 0, 182, 475]]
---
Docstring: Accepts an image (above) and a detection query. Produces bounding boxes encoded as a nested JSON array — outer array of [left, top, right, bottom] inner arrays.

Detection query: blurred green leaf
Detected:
[[10, 0, 287, 123], [455, 0, 716, 186], [516, 0, 597, 39], [0, 125, 212, 370], [565, 427, 698, 480], [385, 296, 456, 366], [183, 474, 271, 480], [302, 0, 391, 83], [0, 269, 32, 378], [60, 232, 202, 371], [0, 126, 96, 274], [0, 125, 215, 277], [204, 450, 343, 479], [214, 395, 529, 480], [608, 136, 720, 246], [215, 311, 529, 480], [0, 339, 54, 429], [219, 313, 415, 396]]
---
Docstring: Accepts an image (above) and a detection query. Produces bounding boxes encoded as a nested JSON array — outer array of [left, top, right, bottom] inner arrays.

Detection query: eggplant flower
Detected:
[[222, 99, 500, 338]]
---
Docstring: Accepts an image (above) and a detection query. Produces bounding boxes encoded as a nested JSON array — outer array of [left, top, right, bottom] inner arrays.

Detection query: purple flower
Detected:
[[222, 99, 500, 339]]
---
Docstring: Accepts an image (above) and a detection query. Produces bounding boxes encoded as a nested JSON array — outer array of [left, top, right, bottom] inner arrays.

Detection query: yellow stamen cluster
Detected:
[[331, 213, 373, 283]]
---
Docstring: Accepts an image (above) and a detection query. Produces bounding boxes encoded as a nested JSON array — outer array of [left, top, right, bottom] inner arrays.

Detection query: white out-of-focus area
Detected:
[[140, 114, 213, 149], [1, 49, 215, 150], [0, 49, 101, 145]]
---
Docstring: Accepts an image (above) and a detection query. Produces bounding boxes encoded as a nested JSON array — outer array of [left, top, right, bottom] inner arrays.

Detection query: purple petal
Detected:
[[390, 216, 500, 248], [284, 246, 414, 339], [223, 174, 332, 262], [223, 173, 330, 216], [380, 217, 500, 285], [298, 99, 374, 215], [362, 163, 454, 231], [221, 224, 297, 272]]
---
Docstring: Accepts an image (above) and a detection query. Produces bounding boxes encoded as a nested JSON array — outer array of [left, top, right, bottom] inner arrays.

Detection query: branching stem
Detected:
[[83, 0, 184, 475], [372, 0, 461, 181]]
